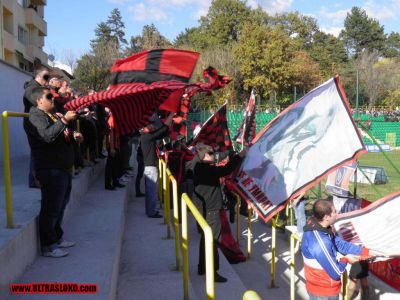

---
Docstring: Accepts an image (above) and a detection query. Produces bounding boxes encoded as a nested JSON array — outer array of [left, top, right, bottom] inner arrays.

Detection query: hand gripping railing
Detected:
[[2, 111, 29, 228], [181, 193, 214, 300]]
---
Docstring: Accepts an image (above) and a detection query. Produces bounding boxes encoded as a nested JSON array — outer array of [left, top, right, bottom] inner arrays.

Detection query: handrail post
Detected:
[[290, 233, 296, 300], [181, 193, 215, 300], [204, 226, 215, 300], [2, 112, 13, 228], [342, 270, 348, 300], [171, 175, 180, 270], [181, 196, 189, 300], [247, 206, 252, 258], [270, 217, 277, 288], [162, 161, 167, 224], [243, 290, 261, 300], [163, 169, 172, 240]]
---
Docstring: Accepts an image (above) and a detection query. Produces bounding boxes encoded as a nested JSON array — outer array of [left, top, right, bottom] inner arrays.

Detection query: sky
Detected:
[[44, 0, 400, 64]]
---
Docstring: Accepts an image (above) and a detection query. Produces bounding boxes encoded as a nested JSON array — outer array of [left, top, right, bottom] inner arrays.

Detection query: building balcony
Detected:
[[2, 29, 15, 52], [2, 0, 14, 12], [26, 44, 48, 64], [24, 7, 47, 36], [30, 0, 47, 5]]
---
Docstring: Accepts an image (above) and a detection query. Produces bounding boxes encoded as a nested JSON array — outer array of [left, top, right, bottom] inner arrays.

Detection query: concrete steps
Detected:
[[6, 163, 127, 300], [0, 158, 106, 299]]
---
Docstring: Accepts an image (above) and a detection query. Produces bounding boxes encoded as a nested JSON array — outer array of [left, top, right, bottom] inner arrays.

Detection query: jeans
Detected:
[[308, 294, 339, 300], [144, 166, 159, 216], [294, 200, 306, 234], [36, 169, 72, 250]]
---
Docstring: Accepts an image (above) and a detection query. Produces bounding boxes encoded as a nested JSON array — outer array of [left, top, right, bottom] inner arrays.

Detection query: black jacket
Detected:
[[25, 107, 74, 171], [23, 79, 40, 113], [190, 154, 242, 213], [140, 125, 169, 167]]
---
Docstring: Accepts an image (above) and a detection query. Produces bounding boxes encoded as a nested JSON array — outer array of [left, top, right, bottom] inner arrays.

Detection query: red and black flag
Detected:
[[233, 90, 256, 146], [64, 49, 200, 136], [170, 67, 232, 138], [190, 102, 232, 153]]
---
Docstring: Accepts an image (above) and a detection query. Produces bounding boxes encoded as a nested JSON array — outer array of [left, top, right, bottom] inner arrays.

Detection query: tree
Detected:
[[383, 32, 400, 58], [290, 50, 322, 95], [270, 12, 319, 50], [73, 42, 120, 92], [234, 23, 295, 100], [196, 0, 254, 48], [62, 49, 77, 74], [128, 24, 171, 54], [91, 8, 127, 49], [340, 7, 386, 57], [309, 31, 348, 76]]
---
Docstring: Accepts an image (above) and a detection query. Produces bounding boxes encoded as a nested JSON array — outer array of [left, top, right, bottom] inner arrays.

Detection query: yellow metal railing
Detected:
[[243, 290, 261, 300], [290, 232, 301, 300], [2, 111, 29, 228], [168, 171, 180, 271], [158, 159, 164, 211], [163, 168, 173, 240], [270, 216, 278, 288], [181, 193, 214, 300]]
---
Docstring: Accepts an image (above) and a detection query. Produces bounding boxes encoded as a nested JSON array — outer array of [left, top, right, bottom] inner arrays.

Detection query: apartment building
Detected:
[[0, 0, 47, 72]]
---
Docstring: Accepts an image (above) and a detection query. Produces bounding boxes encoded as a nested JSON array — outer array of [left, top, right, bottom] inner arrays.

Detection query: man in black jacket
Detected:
[[23, 68, 50, 188], [140, 113, 173, 218], [189, 143, 245, 283], [24, 86, 83, 258]]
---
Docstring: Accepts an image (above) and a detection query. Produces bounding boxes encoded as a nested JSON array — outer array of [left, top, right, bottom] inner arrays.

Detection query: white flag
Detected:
[[236, 77, 366, 222]]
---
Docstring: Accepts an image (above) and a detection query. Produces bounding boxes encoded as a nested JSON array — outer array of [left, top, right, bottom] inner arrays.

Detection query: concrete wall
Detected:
[[0, 59, 32, 160]]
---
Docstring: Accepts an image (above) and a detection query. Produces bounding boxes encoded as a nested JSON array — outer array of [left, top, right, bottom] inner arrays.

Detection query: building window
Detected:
[[18, 26, 28, 45], [17, 0, 29, 8]]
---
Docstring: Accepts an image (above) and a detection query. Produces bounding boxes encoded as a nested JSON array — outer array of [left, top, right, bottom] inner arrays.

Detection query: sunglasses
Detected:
[[207, 151, 214, 155], [43, 74, 50, 81], [45, 93, 54, 100]]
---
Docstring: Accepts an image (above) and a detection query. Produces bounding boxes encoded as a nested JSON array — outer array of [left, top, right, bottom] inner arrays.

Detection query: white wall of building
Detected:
[[0, 60, 32, 160]]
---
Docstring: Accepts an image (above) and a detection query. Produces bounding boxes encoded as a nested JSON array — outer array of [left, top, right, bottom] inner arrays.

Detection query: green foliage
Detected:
[[128, 24, 171, 54], [91, 8, 127, 49], [340, 7, 386, 57], [73, 43, 120, 92], [269, 12, 319, 50], [383, 32, 400, 58], [309, 31, 348, 77], [234, 24, 293, 97], [196, 0, 254, 48]]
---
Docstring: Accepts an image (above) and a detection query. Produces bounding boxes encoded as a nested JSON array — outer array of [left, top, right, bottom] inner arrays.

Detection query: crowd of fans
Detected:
[[22, 68, 137, 258], [352, 107, 400, 121]]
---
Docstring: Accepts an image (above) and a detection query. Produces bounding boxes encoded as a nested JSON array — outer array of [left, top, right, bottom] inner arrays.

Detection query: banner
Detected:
[[191, 102, 232, 153], [326, 162, 356, 197], [334, 191, 400, 258], [234, 90, 256, 146], [236, 77, 366, 222]]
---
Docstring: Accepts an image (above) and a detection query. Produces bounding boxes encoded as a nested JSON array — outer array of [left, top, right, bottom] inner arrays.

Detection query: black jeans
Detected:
[[36, 169, 72, 250]]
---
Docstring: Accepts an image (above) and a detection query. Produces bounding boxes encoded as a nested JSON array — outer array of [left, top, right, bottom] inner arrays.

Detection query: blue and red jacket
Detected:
[[301, 217, 369, 296]]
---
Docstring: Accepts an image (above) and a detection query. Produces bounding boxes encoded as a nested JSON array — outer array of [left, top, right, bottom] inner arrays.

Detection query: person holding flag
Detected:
[[187, 142, 246, 283]]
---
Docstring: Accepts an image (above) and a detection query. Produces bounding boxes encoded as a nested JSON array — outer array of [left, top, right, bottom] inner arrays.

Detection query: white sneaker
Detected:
[[42, 248, 69, 258], [57, 240, 76, 248]]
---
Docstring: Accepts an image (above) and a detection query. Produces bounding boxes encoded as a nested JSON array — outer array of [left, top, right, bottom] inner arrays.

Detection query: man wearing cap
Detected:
[[140, 113, 174, 218], [24, 86, 83, 258], [188, 143, 246, 282]]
